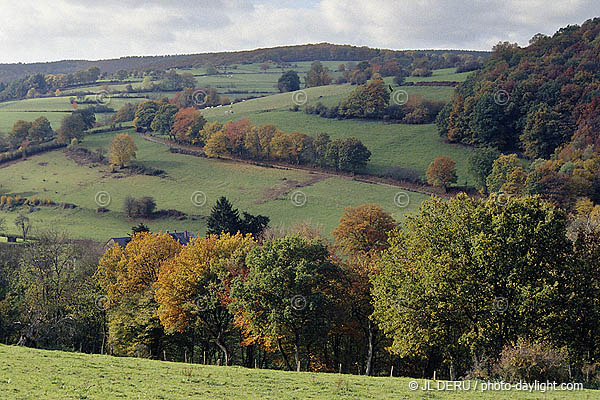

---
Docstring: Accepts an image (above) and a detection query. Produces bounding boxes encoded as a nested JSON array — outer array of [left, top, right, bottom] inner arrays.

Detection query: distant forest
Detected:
[[0, 43, 489, 83]]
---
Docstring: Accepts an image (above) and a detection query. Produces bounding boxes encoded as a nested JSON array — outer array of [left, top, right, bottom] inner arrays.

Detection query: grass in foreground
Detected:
[[0, 345, 595, 400]]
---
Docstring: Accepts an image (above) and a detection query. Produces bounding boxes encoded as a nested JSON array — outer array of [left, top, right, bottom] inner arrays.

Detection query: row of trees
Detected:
[[467, 146, 600, 212], [1, 106, 96, 154], [202, 119, 371, 172], [0, 67, 102, 101], [129, 99, 372, 172], [305, 79, 445, 123], [2, 195, 599, 382]]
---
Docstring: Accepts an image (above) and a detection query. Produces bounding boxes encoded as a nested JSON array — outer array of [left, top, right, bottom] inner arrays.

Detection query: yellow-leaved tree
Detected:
[[95, 232, 181, 357], [109, 133, 137, 168]]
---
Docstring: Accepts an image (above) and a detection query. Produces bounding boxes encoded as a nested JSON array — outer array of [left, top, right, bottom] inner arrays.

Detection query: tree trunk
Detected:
[[365, 320, 375, 376], [294, 332, 301, 372], [215, 335, 230, 366], [277, 338, 292, 371]]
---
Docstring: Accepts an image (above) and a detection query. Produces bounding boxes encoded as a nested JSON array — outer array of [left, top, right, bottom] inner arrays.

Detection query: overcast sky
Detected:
[[0, 0, 597, 63]]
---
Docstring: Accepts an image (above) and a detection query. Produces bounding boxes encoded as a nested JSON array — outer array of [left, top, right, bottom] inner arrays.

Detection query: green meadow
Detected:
[[0, 129, 428, 242], [0, 64, 472, 242], [0, 345, 593, 400]]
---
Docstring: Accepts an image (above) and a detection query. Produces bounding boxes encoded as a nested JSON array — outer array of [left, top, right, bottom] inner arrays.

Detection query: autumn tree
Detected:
[[305, 61, 332, 88], [333, 204, 397, 255], [109, 133, 137, 168], [112, 103, 136, 124], [171, 107, 207, 144], [28, 117, 54, 143], [426, 156, 457, 191], [96, 232, 181, 357], [155, 233, 256, 365], [8, 120, 32, 147], [332, 204, 396, 375], [204, 130, 229, 157]]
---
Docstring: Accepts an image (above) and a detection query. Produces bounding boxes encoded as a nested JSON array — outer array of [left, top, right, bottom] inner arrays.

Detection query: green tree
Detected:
[[133, 101, 160, 131], [206, 197, 240, 235], [150, 103, 179, 138], [486, 153, 523, 193], [338, 79, 390, 119], [521, 104, 571, 158], [230, 235, 342, 371], [468, 147, 501, 193], [206, 197, 269, 237], [58, 113, 86, 143], [337, 137, 371, 172], [371, 195, 571, 379], [72, 108, 96, 129], [277, 71, 300, 92]]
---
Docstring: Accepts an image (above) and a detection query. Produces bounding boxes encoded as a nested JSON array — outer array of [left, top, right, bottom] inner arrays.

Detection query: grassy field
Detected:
[[0, 65, 474, 242], [0, 95, 148, 132], [0, 129, 429, 242], [0, 345, 594, 400]]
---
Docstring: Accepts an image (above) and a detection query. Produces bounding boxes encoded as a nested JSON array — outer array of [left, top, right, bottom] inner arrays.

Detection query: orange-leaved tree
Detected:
[[332, 204, 397, 375], [426, 156, 457, 191], [332, 204, 397, 256], [155, 233, 255, 366]]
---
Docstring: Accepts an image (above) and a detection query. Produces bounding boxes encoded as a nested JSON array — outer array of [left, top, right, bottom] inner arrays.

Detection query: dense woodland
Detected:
[[438, 17, 600, 212]]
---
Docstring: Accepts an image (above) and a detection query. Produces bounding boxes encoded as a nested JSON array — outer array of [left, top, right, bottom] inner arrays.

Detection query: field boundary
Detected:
[[137, 132, 463, 199]]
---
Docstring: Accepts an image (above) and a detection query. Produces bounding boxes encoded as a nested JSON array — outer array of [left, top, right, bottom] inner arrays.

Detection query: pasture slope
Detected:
[[0, 129, 430, 242], [0, 65, 473, 242], [0, 345, 594, 400]]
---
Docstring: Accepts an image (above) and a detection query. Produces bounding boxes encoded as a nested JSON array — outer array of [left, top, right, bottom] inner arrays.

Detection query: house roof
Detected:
[[105, 231, 197, 248]]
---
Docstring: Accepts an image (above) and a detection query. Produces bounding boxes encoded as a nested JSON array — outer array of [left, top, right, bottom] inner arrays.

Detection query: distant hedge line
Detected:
[[0, 140, 66, 164]]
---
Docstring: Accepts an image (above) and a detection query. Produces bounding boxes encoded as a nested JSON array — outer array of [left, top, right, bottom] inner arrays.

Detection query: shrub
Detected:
[[124, 195, 156, 218], [493, 339, 570, 383], [411, 68, 432, 77], [30, 196, 39, 206], [382, 166, 423, 183], [0, 195, 5, 205], [14, 195, 24, 205], [384, 104, 406, 120], [5, 196, 14, 206]]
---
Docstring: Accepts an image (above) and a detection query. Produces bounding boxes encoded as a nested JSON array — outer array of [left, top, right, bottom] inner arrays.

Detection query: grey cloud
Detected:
[[0, 0, 597, 63]]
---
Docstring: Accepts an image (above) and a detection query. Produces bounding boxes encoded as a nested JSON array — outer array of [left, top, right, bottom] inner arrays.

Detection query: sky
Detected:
[[0, 0, 597, 63]]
